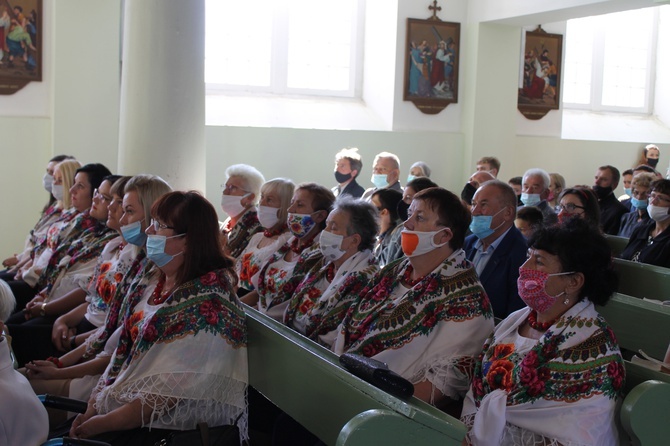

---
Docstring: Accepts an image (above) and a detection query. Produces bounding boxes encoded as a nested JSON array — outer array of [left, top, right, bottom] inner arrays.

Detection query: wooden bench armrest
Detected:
[[620, 380, 670, 446]]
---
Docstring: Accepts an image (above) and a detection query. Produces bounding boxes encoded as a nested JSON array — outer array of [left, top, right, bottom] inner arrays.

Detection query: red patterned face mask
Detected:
[[517, 268, 574, 312]]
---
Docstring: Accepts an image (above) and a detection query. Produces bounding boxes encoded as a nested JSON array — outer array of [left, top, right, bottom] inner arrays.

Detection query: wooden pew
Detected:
[[620, 380, 670, 446], [605, 234, 629, 257], [245, 307, 467, 445], [612, 258, 670, 302]]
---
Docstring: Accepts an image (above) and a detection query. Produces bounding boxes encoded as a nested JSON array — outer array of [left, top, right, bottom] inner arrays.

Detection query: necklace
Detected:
[[150, 276, 172, 305], [527, 310, 557, 331], [325, 262, 336, 283], [290, 231, 318, 254], [264, 224, 286, 238], [402, 264, 425, 287]]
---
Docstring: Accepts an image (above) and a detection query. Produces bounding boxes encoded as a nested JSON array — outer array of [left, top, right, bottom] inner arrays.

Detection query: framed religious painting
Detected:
[[518, 26, 563, 120], [403, 17, 460, 115], [0, 0, 42, 95]]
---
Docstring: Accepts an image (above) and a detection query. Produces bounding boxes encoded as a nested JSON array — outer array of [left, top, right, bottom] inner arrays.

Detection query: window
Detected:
[[205, 0, 364, 98], [562, 7, 658, 113]]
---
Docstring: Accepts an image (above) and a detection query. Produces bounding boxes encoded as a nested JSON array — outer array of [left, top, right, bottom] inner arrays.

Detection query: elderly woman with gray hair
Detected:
[[0, 280, 49, 444], [220, 164, 266, 258]]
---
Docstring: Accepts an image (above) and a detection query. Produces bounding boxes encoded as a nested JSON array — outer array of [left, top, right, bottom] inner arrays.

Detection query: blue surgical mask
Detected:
[[146, 233, 185, 267], [624, 188, 632, 197], [469, 208, 505, 240], [120, 220, 147, 247], [371, 174, 389, 189], [521, 193, 541, 207], [407, 174, 417, 183], [631, 197, 648, 210]]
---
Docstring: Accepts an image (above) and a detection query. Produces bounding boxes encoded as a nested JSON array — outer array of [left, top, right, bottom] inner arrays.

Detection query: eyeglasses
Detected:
[[221, 183, 249, 194], [151, 218, 174, 231], [558, 203, 585, 213], [93, 188, 112, 203], [649, 193, 670, 205]]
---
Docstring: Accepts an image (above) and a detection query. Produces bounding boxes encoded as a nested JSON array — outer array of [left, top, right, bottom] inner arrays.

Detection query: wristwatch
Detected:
[[39, 302, 47, 317]]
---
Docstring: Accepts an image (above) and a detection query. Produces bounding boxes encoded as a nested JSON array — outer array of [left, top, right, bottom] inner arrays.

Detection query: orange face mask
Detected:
[[400, 228, 448, 257]]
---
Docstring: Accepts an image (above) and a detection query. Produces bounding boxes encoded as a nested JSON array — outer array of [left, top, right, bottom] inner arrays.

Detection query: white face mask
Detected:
[[52, 184, 65, 202], [400, 228, 448, 257], [43, 173, 54, 193], [319, 230, 347, 262], [647, 204, 670, 223], [220, 193, 249, 217], [258, 205, 280, 229]]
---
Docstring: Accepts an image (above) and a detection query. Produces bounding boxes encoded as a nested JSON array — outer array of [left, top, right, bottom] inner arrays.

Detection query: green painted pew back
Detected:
[[612, 258, 670, 302], [605, 234, 629, 257], [245, 307, 467, 446]]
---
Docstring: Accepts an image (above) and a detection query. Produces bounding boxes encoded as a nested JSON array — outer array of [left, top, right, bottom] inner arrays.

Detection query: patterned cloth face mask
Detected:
[[287, 213, 317, 238], [517, 268, 575, 312], [400, 228, 448, 257]]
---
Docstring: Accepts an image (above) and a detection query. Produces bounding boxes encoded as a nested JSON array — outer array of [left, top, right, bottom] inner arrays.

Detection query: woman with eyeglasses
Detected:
[[617, 172, 655, 238], [556, 187, 601, 229], [461, 219, 623, 445], [69, 191, 248, 444], [220, 164, 265, 259], [620, 179, 670, 267]]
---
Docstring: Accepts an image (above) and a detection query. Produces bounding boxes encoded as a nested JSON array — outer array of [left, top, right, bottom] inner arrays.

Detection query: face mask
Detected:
[[43, 173, 54, 193], [52, 184, 65, 202], [335, 171, 352, 184], [401, 228, 448, 257], [546, 191, 555, 202], [120, 220, 147, 246], [520, 193, 541, 207], [631, 197, 648, 211], [146, 233, 185, 267], [469, 208, 505, 240], [648, 158, 659, 169], [258, 205, 280, 229], [624, 187, 632, 197], [407, 174, 417, 183], [461, 183, 477, 205], [220, 193, 249, 217], [517, 268, 575, 313], [371, 174, 389, 189], [287, 213, 317, 238], [557, 212, 578, 225], [592, 185, 612, 200], [319, 230, 347, 262], [647, 204, 670, 223]]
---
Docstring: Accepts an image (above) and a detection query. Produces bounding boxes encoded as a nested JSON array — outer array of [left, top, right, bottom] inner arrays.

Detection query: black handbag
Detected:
[[339, 353, 414, 400], [154, 420, 241, 446]]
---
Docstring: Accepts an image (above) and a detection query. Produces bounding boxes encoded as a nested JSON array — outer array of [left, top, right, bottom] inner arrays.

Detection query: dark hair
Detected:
[[598, 165, 621, 186], [622, 169, 634, 177], [151, 191, 234, 287], [75, 163, 113, 199], [508, 176, 522, 187], [516, 206, 544, 227], [103, 175, 122, 187], [372, 188, 403, 223], [528, 218, 618, 305], [406, 177, 438, 192], [333, 197, 379, 251], [650, 179, 670, 196], [296, 183, 336, 230], [412, 187, 471, 250], [558, 187, 601, 229], [633, 164, 659, 175]]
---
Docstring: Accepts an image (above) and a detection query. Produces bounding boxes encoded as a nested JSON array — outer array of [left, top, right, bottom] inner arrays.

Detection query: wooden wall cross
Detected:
[[429, 1, 441, 20]]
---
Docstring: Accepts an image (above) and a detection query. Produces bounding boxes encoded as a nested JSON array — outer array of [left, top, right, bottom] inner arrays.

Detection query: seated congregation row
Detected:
[[0, 151, 652, 445]]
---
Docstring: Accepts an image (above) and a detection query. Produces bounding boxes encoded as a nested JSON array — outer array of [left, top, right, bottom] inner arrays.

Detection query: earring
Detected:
[[563, 297, 570, 306]]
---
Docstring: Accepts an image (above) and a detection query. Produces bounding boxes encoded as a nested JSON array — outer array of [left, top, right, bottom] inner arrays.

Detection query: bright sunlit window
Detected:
[[563, 7, 658, 113], [205, 0, 364, 98]]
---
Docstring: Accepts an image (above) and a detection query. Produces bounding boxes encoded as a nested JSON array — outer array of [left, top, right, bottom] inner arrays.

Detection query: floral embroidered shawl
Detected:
[[222, 207, 262, 259], [334, 250, 494, 398], [236, 231, 292, 291], [95, 268, 248, 440], [283, 249, 378, 348], [461, 300, 624, 445]]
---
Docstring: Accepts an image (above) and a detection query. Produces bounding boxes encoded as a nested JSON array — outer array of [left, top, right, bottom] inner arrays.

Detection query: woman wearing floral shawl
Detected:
[[69, 192, 248, 445], [461, 219, 624, 445], [284, 197, 379, 348], [335, 188, 494, 405]]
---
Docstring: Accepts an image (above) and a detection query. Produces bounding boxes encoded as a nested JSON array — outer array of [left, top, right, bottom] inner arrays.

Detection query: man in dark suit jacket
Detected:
[[594, 165, 628, 235], [464, 180, 528, 319], [332, 147, 365, 198]]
